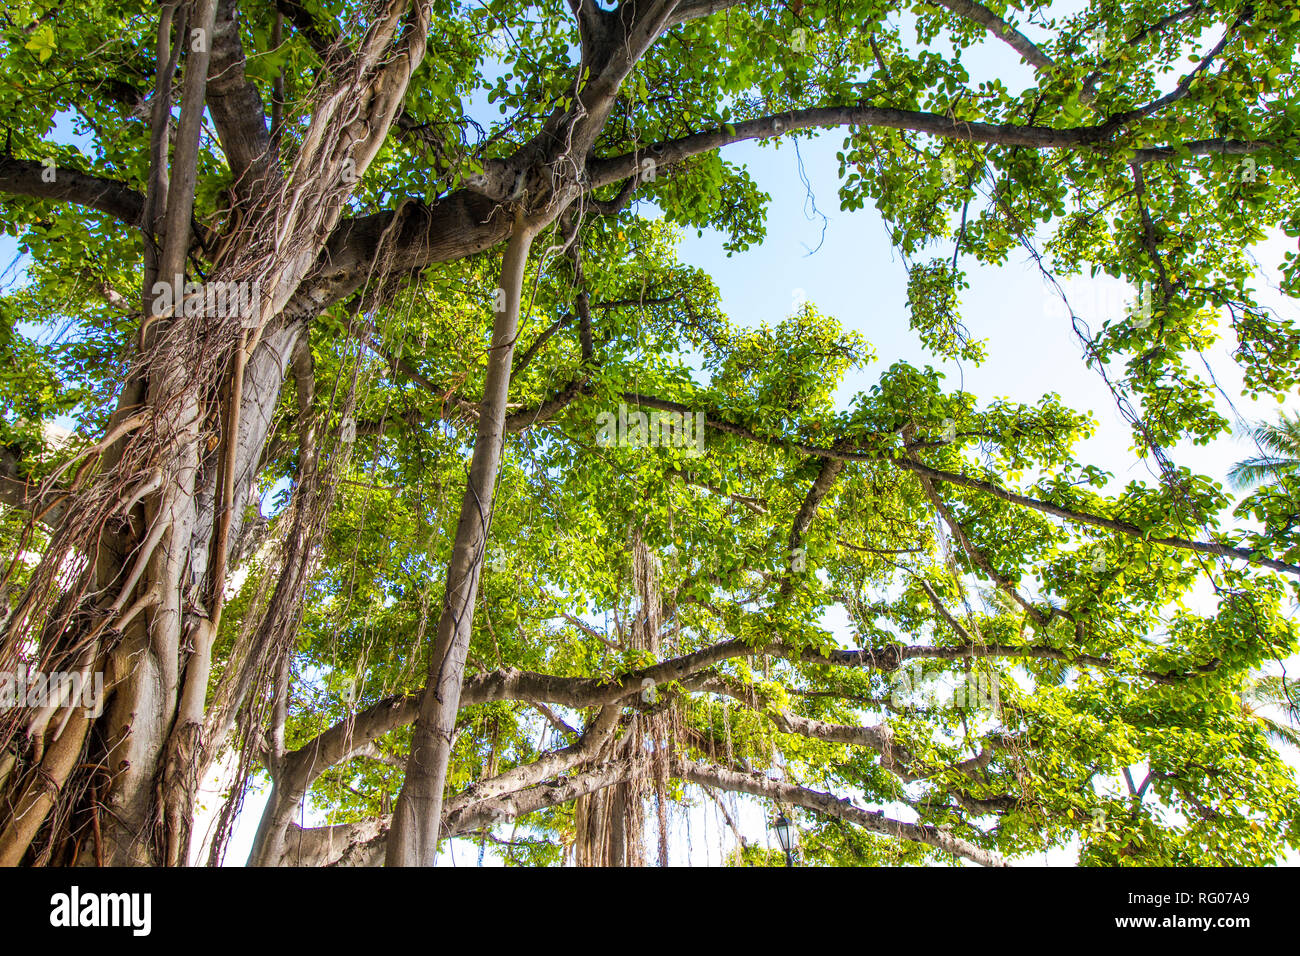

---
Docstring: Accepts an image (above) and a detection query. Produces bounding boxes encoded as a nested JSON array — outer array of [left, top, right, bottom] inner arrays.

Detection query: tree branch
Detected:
[[895, 457, 1300, 577], [664, 0, 745, 29], [780, 455, 843, 597], [208, 0, 278, 204], [284, 759, 635, 866], [0, 442, 66, 526], [587, 107, 1270, 189], [0, 158, 144, 227], [614, 390, 1300, 576], [1080, 2, 1206, 105], [676, 759, 1006, 866], [928, 0, 1054, 70]]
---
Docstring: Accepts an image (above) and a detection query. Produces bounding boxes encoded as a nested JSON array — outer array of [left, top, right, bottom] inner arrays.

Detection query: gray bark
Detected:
[[385, 213, 538, 866]]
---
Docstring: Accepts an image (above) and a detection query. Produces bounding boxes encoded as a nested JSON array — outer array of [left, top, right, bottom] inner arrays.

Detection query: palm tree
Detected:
[[1228, 411, 1300, 490], [1239, 674, 1300, 750]]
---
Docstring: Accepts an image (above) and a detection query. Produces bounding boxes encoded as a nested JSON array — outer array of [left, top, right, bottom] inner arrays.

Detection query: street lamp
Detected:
[[773, 812, 795, 867]]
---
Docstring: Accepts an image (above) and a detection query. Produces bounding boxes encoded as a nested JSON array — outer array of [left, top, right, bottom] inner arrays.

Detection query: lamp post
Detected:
[[773, 812, 794, 867]]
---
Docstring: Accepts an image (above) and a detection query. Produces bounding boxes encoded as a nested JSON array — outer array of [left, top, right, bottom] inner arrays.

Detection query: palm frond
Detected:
[[1227, 457, 1297, 490], [1231, 412, 1300, 489], [1252, 411, 1300, 458], [1259, 719, 1300, 751], [1241, 674, 1300, 749]]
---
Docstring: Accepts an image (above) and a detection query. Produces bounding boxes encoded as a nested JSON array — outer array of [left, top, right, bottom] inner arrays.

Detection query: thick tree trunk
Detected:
[[0, 0, 428, 866], [385, 213, 538, 866]]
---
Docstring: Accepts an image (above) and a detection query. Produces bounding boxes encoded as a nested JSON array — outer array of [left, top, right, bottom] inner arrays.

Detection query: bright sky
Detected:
[[676, 131, 1300, 486]]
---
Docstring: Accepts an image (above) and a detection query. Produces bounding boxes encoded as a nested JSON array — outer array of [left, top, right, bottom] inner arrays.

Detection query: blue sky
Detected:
[[668, 129, 1300, 503]]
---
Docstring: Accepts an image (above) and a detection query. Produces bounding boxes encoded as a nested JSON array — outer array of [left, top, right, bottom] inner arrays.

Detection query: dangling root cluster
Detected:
[[572, 531, 679, 866]]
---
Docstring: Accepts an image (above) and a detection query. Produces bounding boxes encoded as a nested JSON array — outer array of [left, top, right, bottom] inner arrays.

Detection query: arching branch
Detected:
[[675, 759, 1006, 866], [587, 108, 1269, 189], [273, 758, 635, 866]]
